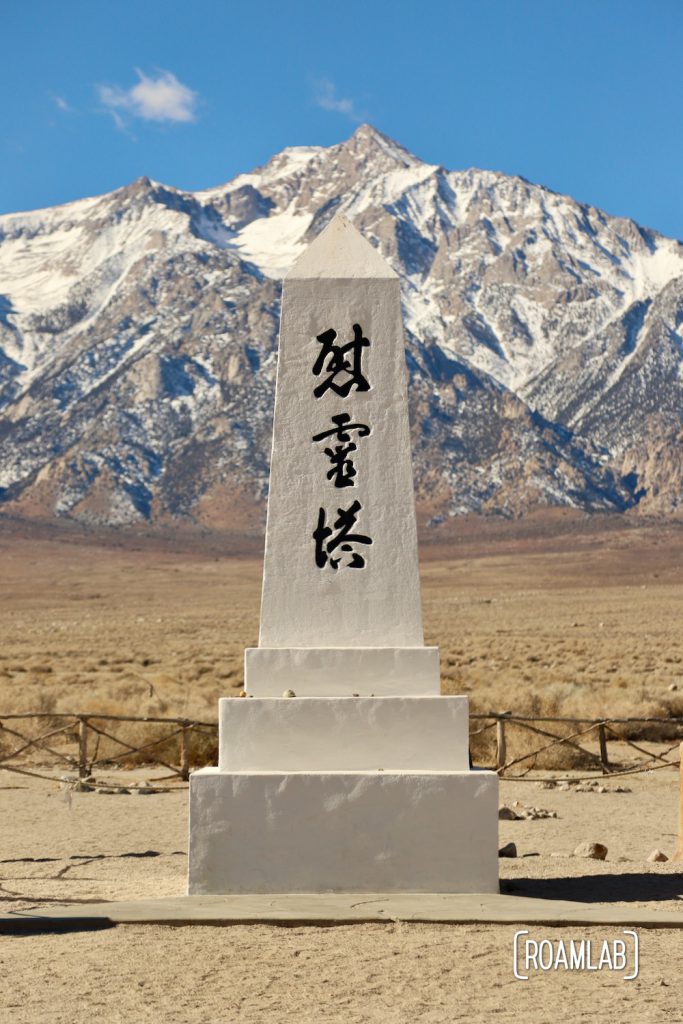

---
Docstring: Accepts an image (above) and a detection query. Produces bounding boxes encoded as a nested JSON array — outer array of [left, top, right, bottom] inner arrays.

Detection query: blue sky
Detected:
[[3, 0, 683, 238]]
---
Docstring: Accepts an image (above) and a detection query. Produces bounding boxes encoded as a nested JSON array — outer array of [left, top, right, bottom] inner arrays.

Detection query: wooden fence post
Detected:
[[674, 741, 683, 862], [180, 726, 190, 782], [598, 722, 610, 773], [78, 717, 89, 779], [496, 716, 508, 771]]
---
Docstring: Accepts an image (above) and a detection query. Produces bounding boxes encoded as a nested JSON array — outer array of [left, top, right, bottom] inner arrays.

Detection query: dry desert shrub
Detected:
[[82, 717, 218, 772], [0, 690, 74, 763], [468, 715, 601, 772]]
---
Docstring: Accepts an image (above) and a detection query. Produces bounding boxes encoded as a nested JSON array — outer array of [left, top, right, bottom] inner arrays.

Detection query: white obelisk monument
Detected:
[[248, 215, 439, 694], [188, 216, 499, 894]]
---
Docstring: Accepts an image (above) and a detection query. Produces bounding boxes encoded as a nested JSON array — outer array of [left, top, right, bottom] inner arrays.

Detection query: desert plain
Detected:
[[0, 511, 682, 1023]]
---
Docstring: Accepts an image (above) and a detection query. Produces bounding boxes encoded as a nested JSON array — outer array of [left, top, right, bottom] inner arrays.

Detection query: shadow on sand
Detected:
[[504, 872, 683, 904]]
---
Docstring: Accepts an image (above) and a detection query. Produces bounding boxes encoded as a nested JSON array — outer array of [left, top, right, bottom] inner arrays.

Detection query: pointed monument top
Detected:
[[286, 215, 398, 281]]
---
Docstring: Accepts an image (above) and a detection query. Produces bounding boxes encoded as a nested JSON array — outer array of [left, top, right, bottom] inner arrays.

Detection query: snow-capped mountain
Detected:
[[1, 124, 682, 529]]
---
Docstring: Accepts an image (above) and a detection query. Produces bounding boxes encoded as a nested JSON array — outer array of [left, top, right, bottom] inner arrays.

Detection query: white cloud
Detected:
[[313, 78, 362, 122], [98, 69, 198, 127], [51, 94, 72, 113]]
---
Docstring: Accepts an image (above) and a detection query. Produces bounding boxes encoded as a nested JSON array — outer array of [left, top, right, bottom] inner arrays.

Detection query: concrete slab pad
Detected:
[[3, 892, 683, 932]]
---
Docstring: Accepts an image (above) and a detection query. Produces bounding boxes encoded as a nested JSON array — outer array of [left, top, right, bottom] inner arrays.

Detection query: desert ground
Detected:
[[1, 512, 682, 730], [0, 513, 682, 1022]]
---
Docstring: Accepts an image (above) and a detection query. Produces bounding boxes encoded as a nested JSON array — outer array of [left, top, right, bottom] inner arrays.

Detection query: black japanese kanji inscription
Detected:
[[313, 500, 373, 570], [312, 413, 371, 489], [312, 323, 371, 399]]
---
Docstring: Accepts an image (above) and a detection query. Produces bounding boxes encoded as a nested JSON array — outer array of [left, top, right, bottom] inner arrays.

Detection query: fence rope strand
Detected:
[[0, 710, 680, 786]]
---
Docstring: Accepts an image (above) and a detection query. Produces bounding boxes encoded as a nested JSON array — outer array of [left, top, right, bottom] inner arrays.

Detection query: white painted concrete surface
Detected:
[[218, 695, 469, 772], [257, 216, 425, 656], [188, 768, 499, 895], [245, 646, 440, 697]]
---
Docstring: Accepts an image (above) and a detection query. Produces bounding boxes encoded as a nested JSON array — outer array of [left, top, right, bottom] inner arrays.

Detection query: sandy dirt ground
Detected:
[[1, 767, 681, 1023], [0, 516, 682, 1022]]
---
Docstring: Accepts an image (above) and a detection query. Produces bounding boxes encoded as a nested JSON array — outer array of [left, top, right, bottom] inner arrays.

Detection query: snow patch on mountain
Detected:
[[235, 208, 312, 276]]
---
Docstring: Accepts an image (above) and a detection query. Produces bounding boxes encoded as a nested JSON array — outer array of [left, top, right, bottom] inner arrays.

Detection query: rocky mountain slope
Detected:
[[1, 124, 682, 530]]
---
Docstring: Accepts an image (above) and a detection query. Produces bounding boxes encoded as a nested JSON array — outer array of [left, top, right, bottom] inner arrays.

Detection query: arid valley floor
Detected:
[[0, 513, 681, 1022]]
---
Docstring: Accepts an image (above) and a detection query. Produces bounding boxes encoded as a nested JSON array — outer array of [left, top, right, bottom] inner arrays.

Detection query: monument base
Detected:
[[245, 646, 440, 696], [188, 767, 499, 895], [218, 695, 470, 771]]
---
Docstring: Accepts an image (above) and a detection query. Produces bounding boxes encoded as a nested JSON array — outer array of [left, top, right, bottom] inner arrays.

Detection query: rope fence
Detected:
[[469, 712, 682, 782], [0, 709, 680, 788], [0, 712, 216, 787]]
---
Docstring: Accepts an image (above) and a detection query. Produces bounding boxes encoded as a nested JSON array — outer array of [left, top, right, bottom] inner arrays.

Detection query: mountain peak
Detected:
[[341, 123, 422, 169], [350, 123, 387, 142], [113, 175, 160, 203]]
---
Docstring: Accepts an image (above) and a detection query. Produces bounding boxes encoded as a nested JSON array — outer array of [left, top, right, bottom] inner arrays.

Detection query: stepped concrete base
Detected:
[[244, 646, 440, 697], [218, 696, 469, 772], [188, 767, 498, 895]]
